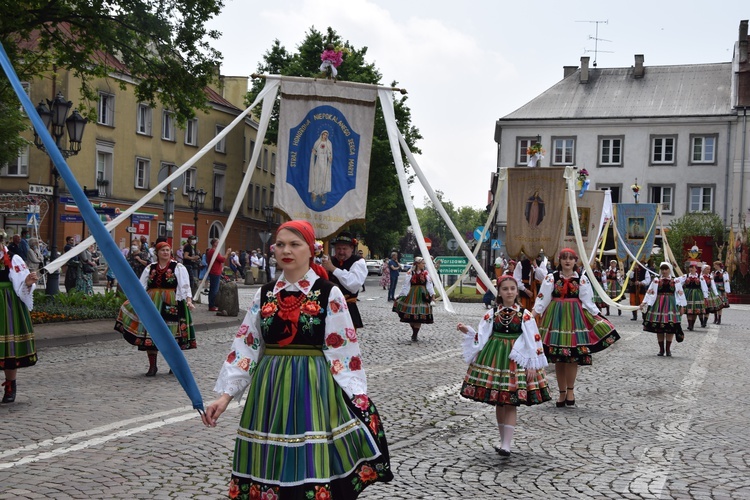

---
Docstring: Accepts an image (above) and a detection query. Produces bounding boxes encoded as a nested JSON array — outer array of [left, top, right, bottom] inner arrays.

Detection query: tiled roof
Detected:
[[502, 63, 733, 120]]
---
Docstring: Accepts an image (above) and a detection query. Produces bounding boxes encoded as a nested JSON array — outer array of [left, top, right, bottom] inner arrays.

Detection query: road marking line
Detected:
[[625, 327, 717, 496], [0, 410, 199, 469], [0, 406, 193, 460]]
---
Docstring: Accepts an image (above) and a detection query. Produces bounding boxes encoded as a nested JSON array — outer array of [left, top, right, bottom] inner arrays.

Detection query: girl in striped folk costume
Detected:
[[533, 248, 620, 407], [457, 274, 550, 457], [712, 261, 731, 324], [604, 259, 623, 315], [201, 221, 392, 499], [392, 256, 434, 342], [680, 262, 708, 331], [0, 231, 38, 404], [641, 262, 686, 357], [700, 264, 722, 327]]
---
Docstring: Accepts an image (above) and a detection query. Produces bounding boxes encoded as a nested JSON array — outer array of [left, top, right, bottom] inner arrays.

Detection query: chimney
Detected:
[[740, 20, 748, 63], [634, 54, 645, 79], [580, 56, 590, 84], [563, 66, 577, 78]]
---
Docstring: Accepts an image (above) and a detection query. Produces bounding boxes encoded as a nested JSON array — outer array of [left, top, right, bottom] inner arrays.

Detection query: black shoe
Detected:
[[618, 310, 622, 316], [411, 333, 418, 342], [146, 366, 158, 377], [556, 390, 566, 408], [565, 387, 575, 406], [666, 352, 672, 357], [494, 446, 511, 457], [1, 380, 16, 403], [657, 352, 664, 356]]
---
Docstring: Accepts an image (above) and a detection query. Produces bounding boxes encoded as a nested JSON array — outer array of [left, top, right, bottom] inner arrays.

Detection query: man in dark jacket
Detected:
[[322, 231, 367, 329]]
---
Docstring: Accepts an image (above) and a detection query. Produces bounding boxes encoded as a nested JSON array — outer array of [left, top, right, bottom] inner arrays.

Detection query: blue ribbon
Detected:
[[578, 178, 590, 198], [0, 41, 204, 412]]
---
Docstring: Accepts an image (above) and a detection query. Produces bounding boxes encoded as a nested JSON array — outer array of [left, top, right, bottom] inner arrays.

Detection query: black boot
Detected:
[[146, 353, 158, 376], [631, 311, 638, 321], [716, 316, 722, 325], [700, 315, 707, 328], [618, 308, 622, 316], [687, 319, 695, 331], [411, 326, 419, 342], [657, 340, 665, 356], [665, 340, 672, 357], [2, 380, 16, 403]]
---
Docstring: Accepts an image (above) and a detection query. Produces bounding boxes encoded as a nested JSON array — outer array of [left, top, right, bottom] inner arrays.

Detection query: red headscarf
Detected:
[[155, 241, 170, 252], [275, 220, 328, 280]]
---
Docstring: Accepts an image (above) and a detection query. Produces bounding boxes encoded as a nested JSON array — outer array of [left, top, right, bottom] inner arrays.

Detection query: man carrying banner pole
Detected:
[[322, 231, 367, 329]]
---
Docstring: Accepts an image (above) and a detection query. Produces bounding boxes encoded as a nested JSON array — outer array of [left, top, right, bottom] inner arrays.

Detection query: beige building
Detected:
[[1, 67, 282, 257]]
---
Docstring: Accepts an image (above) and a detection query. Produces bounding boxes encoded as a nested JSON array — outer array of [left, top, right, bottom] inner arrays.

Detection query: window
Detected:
[[552, 137, 575, 165], [98, 92, 115, 126], [597, 185, 621, 203], [1, 144, 29, 176], [650, 135, 676, 165], [247, 182, 254, 209], [250, 140, 258, 168], [263, 148, 269, 171], [135, 158, 150, 189], [271, 152, 276, 175], [95, 141, 114, 196], [254, 185, 261, 210], [688, 186, 714, 213], [516, 138, 537, 166], [215, 125, 226, 153], [162, 110, 175, 141], [185, 119, 198, 146], [183, 168, 196, 195], [690, 134, 717, 164], [213, 168, 226, 211], [649, 185, 674, 214], [261, 186, 267, 209], [136, 104, 152, 135], [598, 137, 623, 166]]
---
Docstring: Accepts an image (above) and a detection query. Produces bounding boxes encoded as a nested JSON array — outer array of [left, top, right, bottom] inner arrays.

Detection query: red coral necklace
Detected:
[[275, 291, 307, 346]]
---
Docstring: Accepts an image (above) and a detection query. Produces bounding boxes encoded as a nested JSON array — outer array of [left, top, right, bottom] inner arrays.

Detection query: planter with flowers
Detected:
[[576, 168, 590, 197], [631, 180, 641, 204]]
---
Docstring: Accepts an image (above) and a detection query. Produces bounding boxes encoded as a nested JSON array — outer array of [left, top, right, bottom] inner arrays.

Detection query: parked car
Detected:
[[365, 259, 383, 276], [401, 261, 413, 272]]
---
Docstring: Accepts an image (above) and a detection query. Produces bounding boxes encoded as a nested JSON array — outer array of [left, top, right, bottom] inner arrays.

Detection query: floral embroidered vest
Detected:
[[146, 261, 179, 290], [551, 271, 580, 299], [491, 305, 525, 335], [656, 278, 676, 294], [713, 271, 726, 291], [410, 270, 428, 286], [683, 274, 701, 290], [259, 279, 333, 346]]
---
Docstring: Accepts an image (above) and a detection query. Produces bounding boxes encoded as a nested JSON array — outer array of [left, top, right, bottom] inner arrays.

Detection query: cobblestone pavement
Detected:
[[1, 276, 749, 499]]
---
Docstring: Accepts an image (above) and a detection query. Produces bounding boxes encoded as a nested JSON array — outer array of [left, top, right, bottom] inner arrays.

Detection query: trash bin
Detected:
[[245, 272, 255, 285], [258, 270, 267, 284]]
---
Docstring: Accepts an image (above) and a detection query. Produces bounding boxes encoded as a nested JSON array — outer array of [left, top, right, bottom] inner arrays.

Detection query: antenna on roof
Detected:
[[576, 19, 613, 67]]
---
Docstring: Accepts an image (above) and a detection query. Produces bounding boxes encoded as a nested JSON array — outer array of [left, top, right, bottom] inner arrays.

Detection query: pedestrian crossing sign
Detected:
[[491, 239, 502, 250], [27, 212, 40, 225]]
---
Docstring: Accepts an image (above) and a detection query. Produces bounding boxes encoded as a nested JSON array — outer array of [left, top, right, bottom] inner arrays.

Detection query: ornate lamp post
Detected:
[[33, 92, 87, 295], [187, 187, 207, 240]]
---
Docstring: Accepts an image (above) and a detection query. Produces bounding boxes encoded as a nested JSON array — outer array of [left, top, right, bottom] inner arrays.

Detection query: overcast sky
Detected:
[[207, 0, 747, 209]]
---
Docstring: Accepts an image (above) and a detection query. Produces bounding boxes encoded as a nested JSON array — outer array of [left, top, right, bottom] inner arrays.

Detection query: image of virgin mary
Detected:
[[525, 190, 545, 227], [309, 130, 333, 204]]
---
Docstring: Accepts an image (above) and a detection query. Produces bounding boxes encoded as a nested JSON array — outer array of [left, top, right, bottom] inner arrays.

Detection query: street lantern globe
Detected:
[[187, 186, 197, 204], [35, 100, 52, 129], [65, 110, 87, 153], [263, 205, 274, 222], [49, 92, 73, 130], [197, 188, 207, 206]]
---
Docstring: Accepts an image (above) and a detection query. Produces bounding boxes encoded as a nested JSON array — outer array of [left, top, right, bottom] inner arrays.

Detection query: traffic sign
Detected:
[[27, 212, 40, 225], [28, 184, 53, 196], [474, 226, 489, 242], [424, 237, 432, 250], [61, 214, 83, 223], [447, 239, 459, 251], [126, 226, 137, 233], [435, 255, 469, 275], [491, 239, 502, 250]]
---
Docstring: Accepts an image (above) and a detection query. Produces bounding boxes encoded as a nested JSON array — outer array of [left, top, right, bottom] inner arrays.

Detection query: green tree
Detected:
[[666, 212, 726, 265], [416, 192, 487, 255], [0, 0, 224, 164], [247, 27, 422, 256]]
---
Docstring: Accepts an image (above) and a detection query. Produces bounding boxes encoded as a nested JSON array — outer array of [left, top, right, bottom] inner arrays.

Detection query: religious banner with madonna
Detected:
[[506, 168, 567, 259], [275, 78, 377, 238], [614, 203, 658, 262]]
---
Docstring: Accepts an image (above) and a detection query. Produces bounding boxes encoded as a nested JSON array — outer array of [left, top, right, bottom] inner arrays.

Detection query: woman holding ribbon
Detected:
[[201, 220, 392, 499], [533, 248, 620, 407], [115, 241, 196, 376]]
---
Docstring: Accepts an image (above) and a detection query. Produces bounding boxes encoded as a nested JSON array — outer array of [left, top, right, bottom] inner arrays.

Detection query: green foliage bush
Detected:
[[32, 290, 126, 324]]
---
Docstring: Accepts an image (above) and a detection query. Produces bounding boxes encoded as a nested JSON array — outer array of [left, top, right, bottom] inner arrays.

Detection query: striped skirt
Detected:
[[114, 287, 196, 351], [684, 287, 706, 315], [704, 288, 723, 313], [231, 344, 392, 498], [460, 331, 550, 406], [539, 298, 620, 365], [643, 295, 683, 335], [0, 282, 36, 370], [392, 284, 433, 324]]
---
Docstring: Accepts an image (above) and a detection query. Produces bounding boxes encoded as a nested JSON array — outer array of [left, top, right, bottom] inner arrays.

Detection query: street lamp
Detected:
[[262, 205, 275, 279], [33, 92, 88, 295], [187, 187, 207, 240]]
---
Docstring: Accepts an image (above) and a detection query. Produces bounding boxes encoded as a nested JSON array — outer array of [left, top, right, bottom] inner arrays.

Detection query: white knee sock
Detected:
[[501, 424, 515, 451]]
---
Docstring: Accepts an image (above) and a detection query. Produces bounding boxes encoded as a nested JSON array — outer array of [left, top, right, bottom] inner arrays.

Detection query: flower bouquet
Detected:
[[320, 43, 345, 78], [526, 143, 545, 167], [576, 168, 590, 197]]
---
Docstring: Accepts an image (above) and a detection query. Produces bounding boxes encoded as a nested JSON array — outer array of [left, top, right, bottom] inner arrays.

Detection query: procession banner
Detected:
[[276, 79, 377, 239], [614, 203, 658, 262], [560, 189, 605, 261], [506, 168, 567, 259]]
